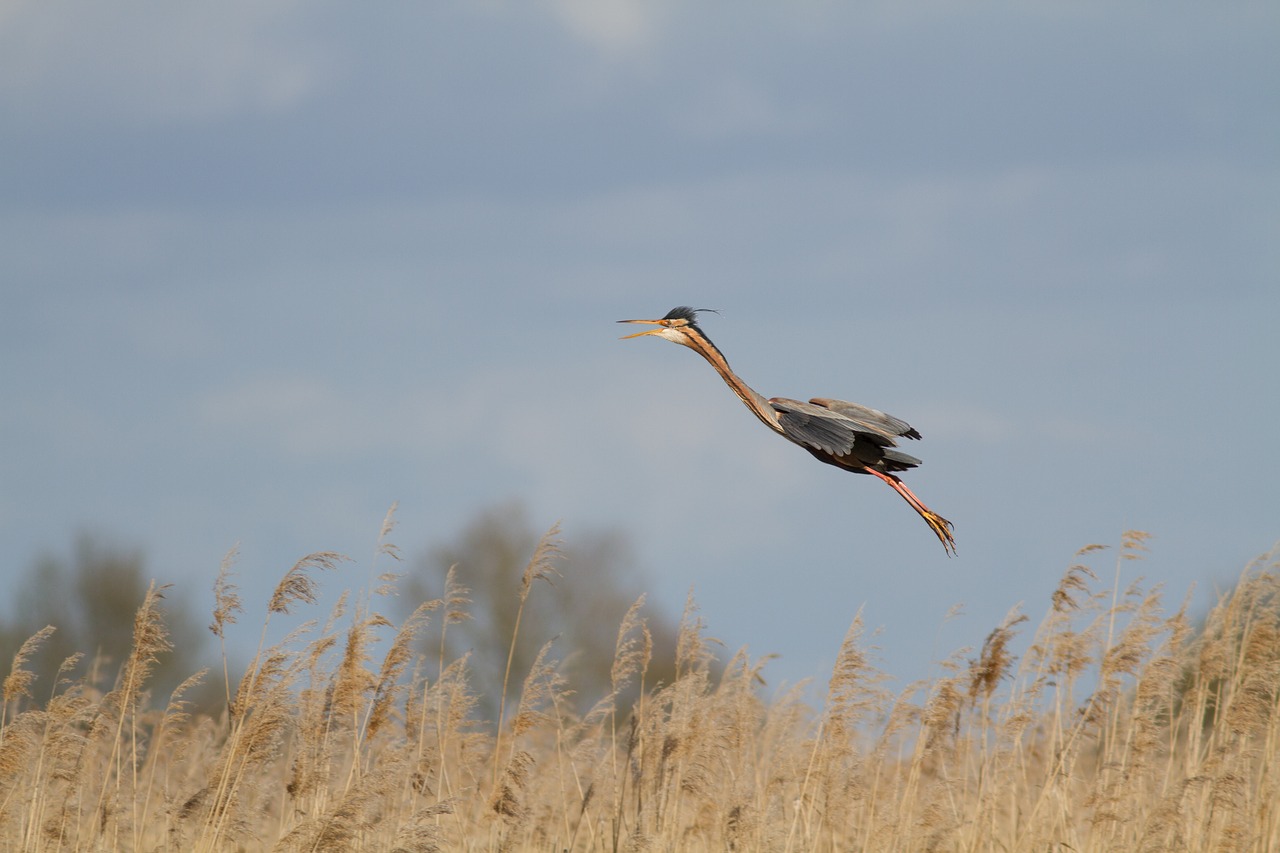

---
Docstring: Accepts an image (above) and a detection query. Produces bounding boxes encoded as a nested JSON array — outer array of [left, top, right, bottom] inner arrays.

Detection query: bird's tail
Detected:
[[865, 469, 956, 556]]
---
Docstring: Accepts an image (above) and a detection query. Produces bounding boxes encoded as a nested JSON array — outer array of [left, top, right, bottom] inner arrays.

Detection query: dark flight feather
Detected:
[[809, 397, 922, 440]]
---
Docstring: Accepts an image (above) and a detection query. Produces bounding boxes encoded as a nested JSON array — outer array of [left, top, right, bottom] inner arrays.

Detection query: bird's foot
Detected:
[[925, 510, 957, 557]]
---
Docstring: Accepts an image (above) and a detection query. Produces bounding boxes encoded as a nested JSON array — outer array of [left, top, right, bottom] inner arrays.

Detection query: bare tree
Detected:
[[398, 502, 679, 717], [0, 534, 207, 706]]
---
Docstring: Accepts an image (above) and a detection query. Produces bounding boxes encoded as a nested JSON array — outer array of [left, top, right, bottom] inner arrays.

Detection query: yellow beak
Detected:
[[616, 318, 665, 340]]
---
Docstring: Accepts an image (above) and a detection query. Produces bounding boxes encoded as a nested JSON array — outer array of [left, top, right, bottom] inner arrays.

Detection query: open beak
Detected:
[[616, 318, 665, 340]]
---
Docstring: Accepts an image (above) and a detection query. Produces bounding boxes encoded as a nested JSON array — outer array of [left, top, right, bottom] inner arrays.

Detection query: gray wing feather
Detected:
[[770, 397, 883, 455], [882, 447, 923, 468], [808, 397, 921, 440]]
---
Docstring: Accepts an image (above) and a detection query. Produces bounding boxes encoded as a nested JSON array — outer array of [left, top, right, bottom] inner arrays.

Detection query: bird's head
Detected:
[[617, 306, 720, 350]]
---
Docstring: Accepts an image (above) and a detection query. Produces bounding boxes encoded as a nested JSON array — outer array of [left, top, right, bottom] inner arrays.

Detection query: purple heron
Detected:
[[619, 306, 955, 555]]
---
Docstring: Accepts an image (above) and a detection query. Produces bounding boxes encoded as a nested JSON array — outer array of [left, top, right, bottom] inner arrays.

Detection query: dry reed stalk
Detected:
[[198, 549, 350, 846], [795, 610, 891, 851], [1175, 547, 1280, 852], [367, 600, 436, 743], [88, 581, 173, 850], [652, 592, 720, 844], [491, 638, 571, 851], [1012, 545, 1114, 846], [371, 501, 404, 592], [190, 555, 343, 850], [9, 655, 91, 851], [522, 593, 652, 853], [423, 652, 480, 808], [0, 627, 60, 843], [210, 546, 244, 710], [492, 523, 562, 797], [332, 612, 393, 746], [2, 625, 57, 718], [188, 649, 295, 851], [135, 667, 208, 848], [421, 564, 471, 808], [6, 527, 1280, 852]]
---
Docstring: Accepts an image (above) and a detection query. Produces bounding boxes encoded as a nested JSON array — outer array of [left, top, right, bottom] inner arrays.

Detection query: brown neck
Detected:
[[685, 334, 783, 434]]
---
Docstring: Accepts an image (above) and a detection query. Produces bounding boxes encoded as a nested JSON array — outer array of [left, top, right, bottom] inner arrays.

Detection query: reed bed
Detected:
[[1, 527, 1277, 852]]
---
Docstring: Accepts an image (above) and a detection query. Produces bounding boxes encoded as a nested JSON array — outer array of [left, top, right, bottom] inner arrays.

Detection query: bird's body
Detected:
[[619, 306, 956, 554]]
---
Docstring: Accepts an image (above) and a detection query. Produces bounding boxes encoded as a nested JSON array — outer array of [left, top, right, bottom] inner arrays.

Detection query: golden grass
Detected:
[[2, 529, 1278, 852]]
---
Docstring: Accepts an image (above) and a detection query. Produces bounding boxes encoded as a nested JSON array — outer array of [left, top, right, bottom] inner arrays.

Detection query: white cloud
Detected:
[[547, 0, 667, 55]]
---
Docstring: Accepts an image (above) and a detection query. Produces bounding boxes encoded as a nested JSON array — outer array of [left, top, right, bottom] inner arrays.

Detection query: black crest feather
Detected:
[[663, 306, 719, 324]]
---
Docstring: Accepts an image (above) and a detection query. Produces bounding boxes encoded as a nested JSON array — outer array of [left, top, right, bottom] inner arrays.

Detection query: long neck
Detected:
[[685, 334, 783, 434]]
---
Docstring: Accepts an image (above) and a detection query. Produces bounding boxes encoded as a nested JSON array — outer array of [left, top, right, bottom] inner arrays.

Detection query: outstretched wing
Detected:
[[769, 398, 866, 455], [808, 397, 922, 440], [769, 397, 924, 470]]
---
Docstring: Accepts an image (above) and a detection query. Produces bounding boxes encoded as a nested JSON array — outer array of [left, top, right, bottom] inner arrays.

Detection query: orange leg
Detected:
[[864, 468, 956, 556]]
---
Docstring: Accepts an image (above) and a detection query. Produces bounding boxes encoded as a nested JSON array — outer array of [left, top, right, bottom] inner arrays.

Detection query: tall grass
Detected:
[[1, 529, 1277, 852]]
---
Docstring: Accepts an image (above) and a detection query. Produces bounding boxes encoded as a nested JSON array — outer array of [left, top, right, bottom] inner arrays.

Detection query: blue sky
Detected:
[[2, 2, 1277, 691]]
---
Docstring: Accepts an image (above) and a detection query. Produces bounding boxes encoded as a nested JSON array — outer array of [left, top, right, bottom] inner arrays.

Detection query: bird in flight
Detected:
[[619, 306, 955, 555]]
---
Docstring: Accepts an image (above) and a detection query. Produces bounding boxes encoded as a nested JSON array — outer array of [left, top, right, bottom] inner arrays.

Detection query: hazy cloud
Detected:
[[0, 1, 328, 123], [548, 0, 668, 55]]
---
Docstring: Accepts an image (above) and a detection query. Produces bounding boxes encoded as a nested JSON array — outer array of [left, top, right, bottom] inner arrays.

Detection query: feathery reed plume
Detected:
[[517, 522, 564, 604], [423, 652, 479, 802], [1052, 557, 1099, 613], [507, 639, 565, 740], [804, 611, 890, 850], [1088, 536, 1159, 728], [610, 595, 650, 704], [822, 610, 887, 735], [193, 649, 297, 851], [378, 501, 403, 563], [916, 666, 964, 756], [115, 583, 174, 712], [209, 546, 243, 639], [191, 551, 351, 850], [597, 591, 654, 843], [673, 589, 719, 680], [270, 552, 350, 615], [968, 606, 1027, 706], [84, 582, 174, 848], [1120, 529, 1153, 559], [3, 625, 56, 713], [436, 564, 471, 695], [333, 612, 394, 726], [210, 546, 243, 707], [493, 523, 563, 792], [135, 667, 207, 847], [401, 568, 472, 810], [367, 600, 436, 741], [388, 800, 454, 853], [491, 638, 566, 851], [491, 749, 535, 850], [0, 708, 42, 820], [230, 549, 348, 766], [372, 501, 404, 598], [286, 613, 348, 810], [276, 764, 408, 853]]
